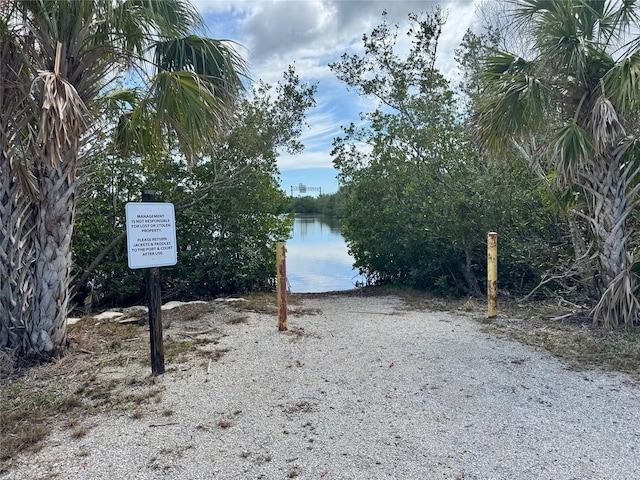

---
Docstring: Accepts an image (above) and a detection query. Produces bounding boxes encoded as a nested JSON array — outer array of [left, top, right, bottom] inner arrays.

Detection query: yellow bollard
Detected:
[[276, 242, 288, 331], [487, 232, 498, 318]]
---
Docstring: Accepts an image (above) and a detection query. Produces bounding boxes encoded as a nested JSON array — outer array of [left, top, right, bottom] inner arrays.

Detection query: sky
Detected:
[[192, 0, 484, 195]]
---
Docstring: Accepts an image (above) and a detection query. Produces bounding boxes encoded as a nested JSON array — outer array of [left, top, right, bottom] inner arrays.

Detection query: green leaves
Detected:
[[551, 122, 593, 186], [112, 34, 249, 167], [73, 66, 316, 303], [331, 10, 566, 296], [150, 71, 221, 162], [474, 0, 640, 323], [154, 36, 247, 82], [478, 51, 548, 151], [604, 51, 640, 113]]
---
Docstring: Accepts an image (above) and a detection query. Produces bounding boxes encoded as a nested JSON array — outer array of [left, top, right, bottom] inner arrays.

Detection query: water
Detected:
[[285, 214, 365, 293]]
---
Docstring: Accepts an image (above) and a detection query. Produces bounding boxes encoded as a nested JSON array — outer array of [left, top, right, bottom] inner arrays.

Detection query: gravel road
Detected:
[[6, 294, 640, 479]]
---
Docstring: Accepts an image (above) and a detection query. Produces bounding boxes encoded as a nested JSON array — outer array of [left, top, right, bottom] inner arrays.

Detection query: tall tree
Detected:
[[457, 27, 594, 299], [331, 10, 561, 296], [476, 0, 640, 328], [0, 2, 37, 350], [0, 0, 247, 354], [330, 10, 470, 291]]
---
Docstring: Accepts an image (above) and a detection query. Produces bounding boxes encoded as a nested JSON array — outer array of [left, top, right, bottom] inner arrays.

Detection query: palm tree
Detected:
[[477, 0, 640, 328], [0, 0, 247, 354], [0, 3, 38, 351]]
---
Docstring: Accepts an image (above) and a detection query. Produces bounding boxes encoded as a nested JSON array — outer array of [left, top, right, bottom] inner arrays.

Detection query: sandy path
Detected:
[[6, 294, 640, 480]]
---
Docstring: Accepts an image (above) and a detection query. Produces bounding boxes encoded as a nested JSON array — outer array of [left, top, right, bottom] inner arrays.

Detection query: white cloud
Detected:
[[278, 150, 332, 170], [195, 0, 481, 171]]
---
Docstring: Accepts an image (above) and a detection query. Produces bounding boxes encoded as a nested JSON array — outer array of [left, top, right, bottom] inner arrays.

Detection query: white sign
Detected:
[[125, 202, 177, 269]]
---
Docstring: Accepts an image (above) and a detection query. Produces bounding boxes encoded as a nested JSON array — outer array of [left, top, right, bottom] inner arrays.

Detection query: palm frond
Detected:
[[482, 49, 522, 77], [514, 0, 629, 83], [137, 34, 249, 166], [477, 50, 548, 150], [516, 2, 580, 52], [513, 0, 572, 20], [15, 161, 38, 200], [551, 122, 593, 187], [154, 36, 248, 97], [607, 0, 640, 50], [603, 50, 640, 112], [148, 70, 230, 165], [113, 102, 159, 158], [587, 83, 625, 156], [135, 0, 203, 37], [106, 0, 203, 54], [31, 43, 90, 168], [100, 87, 141, 111]]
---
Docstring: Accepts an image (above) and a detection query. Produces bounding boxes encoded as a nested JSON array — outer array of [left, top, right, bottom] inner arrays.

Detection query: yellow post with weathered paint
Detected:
[[276, 242, 288, 331], [487, 232, 498, 318]]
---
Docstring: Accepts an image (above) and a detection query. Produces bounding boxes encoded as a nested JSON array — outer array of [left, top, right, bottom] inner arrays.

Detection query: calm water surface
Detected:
[[286, 214, 365, 293]]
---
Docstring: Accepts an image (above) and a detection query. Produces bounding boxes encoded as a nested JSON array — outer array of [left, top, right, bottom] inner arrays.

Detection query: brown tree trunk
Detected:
[[460, 239, 482, 298]]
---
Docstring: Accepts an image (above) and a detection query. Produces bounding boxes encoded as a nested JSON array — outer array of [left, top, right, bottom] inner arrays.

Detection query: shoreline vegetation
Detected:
[[285, 190, 347, 217]]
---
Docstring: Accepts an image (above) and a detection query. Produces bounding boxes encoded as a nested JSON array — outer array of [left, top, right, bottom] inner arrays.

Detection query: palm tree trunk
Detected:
[[584, 155, 638, 328], [0, 153, 35, 350], [1, 30, 36, 350], [28, 156, 76, 353], [584, 157, 629, 291], [566, 209, 598, 299]]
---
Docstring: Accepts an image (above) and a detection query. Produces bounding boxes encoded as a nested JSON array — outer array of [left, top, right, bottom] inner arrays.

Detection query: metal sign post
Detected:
[[125, 191, 178, 375]]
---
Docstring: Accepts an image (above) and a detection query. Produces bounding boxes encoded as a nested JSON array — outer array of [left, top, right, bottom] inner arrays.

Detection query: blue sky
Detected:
[[193, 0, 483, 194]]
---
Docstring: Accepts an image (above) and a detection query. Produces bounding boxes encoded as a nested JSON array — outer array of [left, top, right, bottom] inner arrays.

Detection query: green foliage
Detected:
[[339, 145, 564, 296], [167, 160, 293, 298], [330, 9, 570, 297], [73, 67, 315, 308], [73, 157, 147, 307], [1, 0, 251, 354]]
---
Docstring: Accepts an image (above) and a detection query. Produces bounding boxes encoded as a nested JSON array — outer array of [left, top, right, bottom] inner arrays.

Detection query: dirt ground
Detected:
[[1, 289, 639, 478]]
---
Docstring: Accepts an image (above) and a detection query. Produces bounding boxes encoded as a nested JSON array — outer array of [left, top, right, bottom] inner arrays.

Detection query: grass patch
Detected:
[[230, 292, 279, 314], [226, 315, 249, 325], [390, 287, 476, 312], [161, 302, 218, 326], [465, 294, 640, 381], [0, 377, 84, 472], [0, 301, 227, 473], [484, 315, 640, 380], [163, 335, 218, 363], [197, 348, 229, 361]]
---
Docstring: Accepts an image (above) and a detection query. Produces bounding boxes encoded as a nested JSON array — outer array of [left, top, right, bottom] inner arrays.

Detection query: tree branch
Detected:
[[69, 164, 255, 301], [70, 230, 127, 300]]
